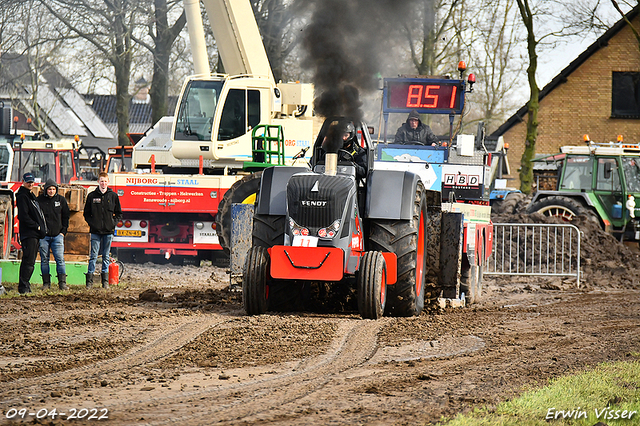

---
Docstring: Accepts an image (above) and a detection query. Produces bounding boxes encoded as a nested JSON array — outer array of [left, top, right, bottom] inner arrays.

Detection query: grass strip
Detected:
[[440, 359, 640, 425]]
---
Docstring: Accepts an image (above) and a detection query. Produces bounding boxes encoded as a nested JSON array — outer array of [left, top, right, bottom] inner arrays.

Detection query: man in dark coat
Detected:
[[16, 172, 47, 294], [393, 110, 439, 145], [83, 172, 122, 288], [37, 179, 70, 290]]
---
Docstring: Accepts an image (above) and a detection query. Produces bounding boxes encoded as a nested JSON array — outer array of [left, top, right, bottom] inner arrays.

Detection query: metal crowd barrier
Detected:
[[484, 223, 581, 286]]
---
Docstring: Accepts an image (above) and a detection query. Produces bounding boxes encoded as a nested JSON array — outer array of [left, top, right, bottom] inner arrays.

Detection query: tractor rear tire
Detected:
[[527, 196, 591, 222], [252, 214, 285, 248], [0, 195, 12, 259], [460, 264, 478, 304], [216, 172, 263, 255], [243, 246, 270, 315], [368, 182, 427, 317], [357, 251, 387, 319], [493, 191, 525, 215]]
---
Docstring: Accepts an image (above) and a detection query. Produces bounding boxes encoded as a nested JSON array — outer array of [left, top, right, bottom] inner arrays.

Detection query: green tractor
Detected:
[[527, 137, 640, 241]]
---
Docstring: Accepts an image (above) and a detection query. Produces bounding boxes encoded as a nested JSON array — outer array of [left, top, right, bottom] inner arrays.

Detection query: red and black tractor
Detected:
[[243, 117, 438, 319]]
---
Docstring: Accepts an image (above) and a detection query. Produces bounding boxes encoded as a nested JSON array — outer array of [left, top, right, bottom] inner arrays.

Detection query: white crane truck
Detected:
[[108, 0, 317, 262]]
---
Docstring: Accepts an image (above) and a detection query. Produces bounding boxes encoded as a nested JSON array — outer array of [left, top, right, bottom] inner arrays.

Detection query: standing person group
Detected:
[[15, 171, 121, 293], [83, 172, 122, 289]]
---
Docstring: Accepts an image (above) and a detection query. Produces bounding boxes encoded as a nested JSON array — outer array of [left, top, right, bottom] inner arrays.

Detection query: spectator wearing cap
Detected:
[[16, 173, 47, 294], [393, 110, 439, 146], [37, 179, 70, 290]]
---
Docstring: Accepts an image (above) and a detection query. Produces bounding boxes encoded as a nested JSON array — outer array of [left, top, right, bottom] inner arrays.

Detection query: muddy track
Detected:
[[1, 257, 639, 425], [0, 314, 232, 399], [106, 319, 384, 424]]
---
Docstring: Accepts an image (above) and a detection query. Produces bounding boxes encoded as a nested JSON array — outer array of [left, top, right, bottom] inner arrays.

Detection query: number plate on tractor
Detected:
[[115, 230, 142, 237], [292, 236, 318, 247]]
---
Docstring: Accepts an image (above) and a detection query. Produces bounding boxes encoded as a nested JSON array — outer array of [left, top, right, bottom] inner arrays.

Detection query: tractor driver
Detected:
[[315, 121, 368, 180], [394, 110, 439, 146]]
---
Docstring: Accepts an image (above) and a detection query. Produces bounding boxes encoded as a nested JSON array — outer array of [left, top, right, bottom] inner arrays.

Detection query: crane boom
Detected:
[[195, 0, 274, 81], [184, 0, 210, 76]]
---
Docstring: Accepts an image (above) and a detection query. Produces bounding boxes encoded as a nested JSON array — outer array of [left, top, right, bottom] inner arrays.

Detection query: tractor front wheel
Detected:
[[252, 214, 285, 248], [243, 246, 270, 315], [357, 251, 387, 319]]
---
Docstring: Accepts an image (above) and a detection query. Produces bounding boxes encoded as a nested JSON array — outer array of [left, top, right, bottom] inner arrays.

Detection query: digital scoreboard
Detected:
[[383, 78, 465, 115]]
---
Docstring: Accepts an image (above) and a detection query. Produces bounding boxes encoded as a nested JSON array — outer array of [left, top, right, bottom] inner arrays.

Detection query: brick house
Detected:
[[490, 6, 640, 189]]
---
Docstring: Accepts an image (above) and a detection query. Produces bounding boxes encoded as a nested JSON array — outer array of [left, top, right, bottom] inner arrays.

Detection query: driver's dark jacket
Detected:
[[314, 142, 367, 180], [394, 119, 438, 145]]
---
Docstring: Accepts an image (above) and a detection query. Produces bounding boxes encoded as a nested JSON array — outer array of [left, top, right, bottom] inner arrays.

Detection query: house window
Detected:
[[611, 72, 640, 118]]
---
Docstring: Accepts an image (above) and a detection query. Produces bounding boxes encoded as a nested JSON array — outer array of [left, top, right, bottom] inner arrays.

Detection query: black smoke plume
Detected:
[[301, 0, 415, 120]]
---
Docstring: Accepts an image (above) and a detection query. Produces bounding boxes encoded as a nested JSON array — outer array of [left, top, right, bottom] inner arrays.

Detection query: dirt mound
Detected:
[[491, 197, 640, 290]]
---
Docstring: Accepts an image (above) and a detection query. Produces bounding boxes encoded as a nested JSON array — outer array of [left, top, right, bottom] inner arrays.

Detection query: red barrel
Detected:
[[109, 261, 119, 286]]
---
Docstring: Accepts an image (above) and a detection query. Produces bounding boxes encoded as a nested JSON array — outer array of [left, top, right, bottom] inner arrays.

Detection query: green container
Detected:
[[0, 260, 87, 285]]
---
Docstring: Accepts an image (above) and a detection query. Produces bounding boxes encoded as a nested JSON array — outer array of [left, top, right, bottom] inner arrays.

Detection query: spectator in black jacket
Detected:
[[37, 179, 70, 290], [16, 173, 47, 294], [83, 172, 122, 289], [394, 110, 439, 146]]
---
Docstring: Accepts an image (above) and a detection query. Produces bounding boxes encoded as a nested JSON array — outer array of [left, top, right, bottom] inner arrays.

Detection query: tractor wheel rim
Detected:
[[242, 193, 257, 204], [540, 205, 575, 221]]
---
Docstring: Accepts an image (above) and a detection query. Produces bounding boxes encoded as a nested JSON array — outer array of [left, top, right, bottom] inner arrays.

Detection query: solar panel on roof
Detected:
[[36, 85, 87, 136], [61, 89, 113, 139]]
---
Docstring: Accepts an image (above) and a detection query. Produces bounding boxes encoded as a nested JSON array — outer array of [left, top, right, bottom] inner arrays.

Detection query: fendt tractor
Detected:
[[528, 135, 640, 244], [108, 0, 317, 262], [243, 70, 495, 319], [0, 105, 101, 260]]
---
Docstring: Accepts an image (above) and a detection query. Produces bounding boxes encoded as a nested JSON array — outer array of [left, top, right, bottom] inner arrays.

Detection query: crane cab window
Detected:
[[174, 80, 223, 141], [561, 156, 593, 190], [218, 89, 261, 141], [596, 158, 621, 191]]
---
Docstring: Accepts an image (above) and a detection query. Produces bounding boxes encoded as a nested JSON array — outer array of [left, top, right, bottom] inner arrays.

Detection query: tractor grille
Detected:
[[287, 174, 352, 230]]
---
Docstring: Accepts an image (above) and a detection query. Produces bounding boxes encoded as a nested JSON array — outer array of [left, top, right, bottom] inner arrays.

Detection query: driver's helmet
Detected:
[[342, 121, 356, 147]]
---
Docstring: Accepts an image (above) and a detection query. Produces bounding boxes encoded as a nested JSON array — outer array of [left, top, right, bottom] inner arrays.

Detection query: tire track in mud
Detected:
[[0, 314, 231, 399], [104, 318, 385, 425]]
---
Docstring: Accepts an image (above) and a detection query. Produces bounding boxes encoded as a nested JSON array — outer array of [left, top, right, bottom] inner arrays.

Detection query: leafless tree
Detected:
[[0, 1, 22, 57], [401, 0, 465, 76], [463, 0, 524, 133], [250, 0, 306, 83], [611, 0, 640, 50], [515, 0, 540, 194], [514, 0, 590, 193], [0, 0, 78, 135], [134, 0, 186, 125], [39, 0, 145, 146]]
